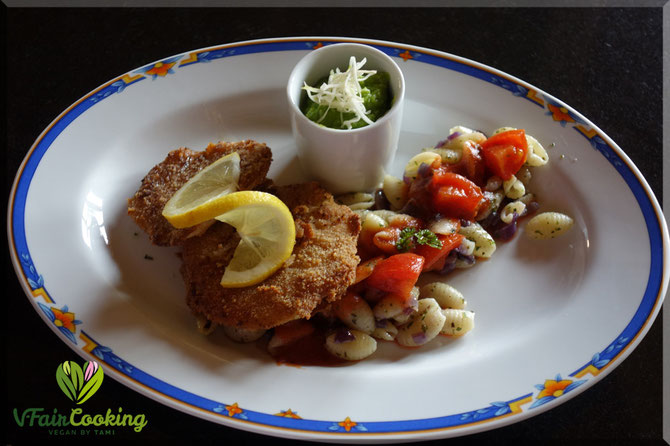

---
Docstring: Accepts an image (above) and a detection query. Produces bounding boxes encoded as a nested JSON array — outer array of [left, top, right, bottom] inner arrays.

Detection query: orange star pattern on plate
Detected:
[[225, 402, 243, 417], [275, 409, 301, 419], [537, 378, 573, 399], [338, 417, 357, 432], [145, 61, 176, 78], [399, 50, 413, 61], [51, 307, 78, 333]]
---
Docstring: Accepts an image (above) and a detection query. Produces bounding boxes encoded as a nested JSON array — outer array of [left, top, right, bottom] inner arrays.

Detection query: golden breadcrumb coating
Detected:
[[180, 182, 361, 330], [127, 140, 272, 246]]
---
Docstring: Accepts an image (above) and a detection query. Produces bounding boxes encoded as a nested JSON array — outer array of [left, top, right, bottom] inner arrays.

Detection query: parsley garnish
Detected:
[[396, 228, 442, 252]]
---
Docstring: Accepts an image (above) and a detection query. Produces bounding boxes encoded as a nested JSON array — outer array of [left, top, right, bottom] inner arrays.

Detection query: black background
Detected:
[[5, 6, 665, 445]]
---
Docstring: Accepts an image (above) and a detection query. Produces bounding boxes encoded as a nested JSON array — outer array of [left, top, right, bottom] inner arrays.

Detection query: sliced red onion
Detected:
[[456, 252, 476, 265], [333, 327, 355, 343], [412, 332, 427, 344], [478, 209, 500, 231], [526, 201, 540, 215], [403, 296, 419, 315], [494, 213, 519, 241], [438, 251, 458, 275], [375, 319, 389, 328], [454, 243, 473, 257], [417, 162, 433, 178], [436, 132, 462, 149], [447, 131, 462, 141]]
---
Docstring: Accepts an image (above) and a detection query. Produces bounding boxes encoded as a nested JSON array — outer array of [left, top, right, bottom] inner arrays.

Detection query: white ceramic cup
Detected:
[[287, 43, 405, 195]]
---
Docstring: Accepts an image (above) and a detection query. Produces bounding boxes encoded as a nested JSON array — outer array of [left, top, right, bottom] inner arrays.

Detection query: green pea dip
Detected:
[[300, 72, 392, 130]]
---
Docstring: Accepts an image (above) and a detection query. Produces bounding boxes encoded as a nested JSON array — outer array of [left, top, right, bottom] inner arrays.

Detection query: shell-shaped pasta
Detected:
[[449, 125, 478, 135], [336, 298, 376, 334], [459, 222, 496, 258], [442, 132, 487, 152], [525, 134, 549, 166], [369, 209, 398, 223], [492, 126, 517, 135], [336, 192, 375, 210], [420, 282, 466, 309], [440, 309, 475, 336], [396, 298, 446, 347], [457, 238, 476, 256], [428, 217, 460, 235], [392, 312, 412, 325], [484, 175, 503, 192], [525, 212, 574, 239], [404, 151, 441, 182], [373, 295, 406, 320], [424, 147, 460, 164], [477, 190, 504, 221], [382, 174, 409, 210], [373, 287, 419, 320], [503, 175, 526, 199], [371, 319, 398, 341], [518, 193, 536, 206], [325, 329, 377, 361], [222, 325, 266, 343], [516, 166, 532, 185], [361, 211, 388, 234], [392, 303, 419, 325], [500, 200, 527, 224]]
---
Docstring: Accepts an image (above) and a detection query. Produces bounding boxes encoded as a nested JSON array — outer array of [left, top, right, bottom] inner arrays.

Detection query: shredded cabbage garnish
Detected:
[[302, 56, 378, 129]]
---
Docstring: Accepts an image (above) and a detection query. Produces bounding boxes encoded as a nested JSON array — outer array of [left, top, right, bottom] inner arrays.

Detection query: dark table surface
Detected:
[[5, 6, 665, 445]]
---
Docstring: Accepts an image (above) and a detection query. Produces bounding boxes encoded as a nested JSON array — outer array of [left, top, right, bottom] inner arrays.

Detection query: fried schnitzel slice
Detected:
[[181, 182, 361, 330], [128, 140, 272, 246]]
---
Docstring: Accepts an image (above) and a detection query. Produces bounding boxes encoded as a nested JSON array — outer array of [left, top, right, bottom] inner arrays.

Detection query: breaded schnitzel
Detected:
[[180, 182, 361, 330], [128, 140, 272, 246]]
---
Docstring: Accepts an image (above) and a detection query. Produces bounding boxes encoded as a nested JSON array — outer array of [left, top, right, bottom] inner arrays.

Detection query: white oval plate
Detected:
[[8, 37, 669, 442]]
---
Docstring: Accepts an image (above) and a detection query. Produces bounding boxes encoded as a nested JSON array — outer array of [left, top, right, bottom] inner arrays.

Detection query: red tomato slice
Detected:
[[365, 253, 424, 300], [441, 140, 486, 186], [353, 256, 384, 284], [480, 129, 528, 180], [413, 233, 465, 271], [430, 171, 485, 220]]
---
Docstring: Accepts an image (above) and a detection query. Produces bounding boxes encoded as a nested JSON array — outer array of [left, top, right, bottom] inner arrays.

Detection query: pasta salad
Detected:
[[318, 125, 574, 361]]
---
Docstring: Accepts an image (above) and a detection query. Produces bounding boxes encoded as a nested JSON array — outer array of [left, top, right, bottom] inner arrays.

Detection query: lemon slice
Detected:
[[162, 152, 241, 228], [215, 191, 296, 288]]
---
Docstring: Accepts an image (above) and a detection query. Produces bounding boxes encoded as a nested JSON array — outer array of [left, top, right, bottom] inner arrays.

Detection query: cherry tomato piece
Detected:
[[430, 171, 485, 220], [413, 233, 465, 272], [365, 253, 425, 300], [480, 129, 528, 180]]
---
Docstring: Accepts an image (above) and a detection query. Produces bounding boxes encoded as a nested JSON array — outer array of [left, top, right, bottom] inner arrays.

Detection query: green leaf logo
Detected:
[[56, 360, 104, 404]]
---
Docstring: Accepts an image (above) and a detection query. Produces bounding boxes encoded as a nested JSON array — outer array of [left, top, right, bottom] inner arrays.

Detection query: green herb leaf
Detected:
[[414, 229, 442, 249], [395, 228, 442, 252], [396, 228, 417, 252]]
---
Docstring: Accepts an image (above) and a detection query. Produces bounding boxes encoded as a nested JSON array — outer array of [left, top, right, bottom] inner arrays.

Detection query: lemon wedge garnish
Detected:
[[162, 152, 241, 228], [214, 191, 296, 288]]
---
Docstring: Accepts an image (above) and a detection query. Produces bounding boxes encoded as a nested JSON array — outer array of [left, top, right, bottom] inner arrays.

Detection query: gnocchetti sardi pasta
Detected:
[[525, 212, 575, 239]]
